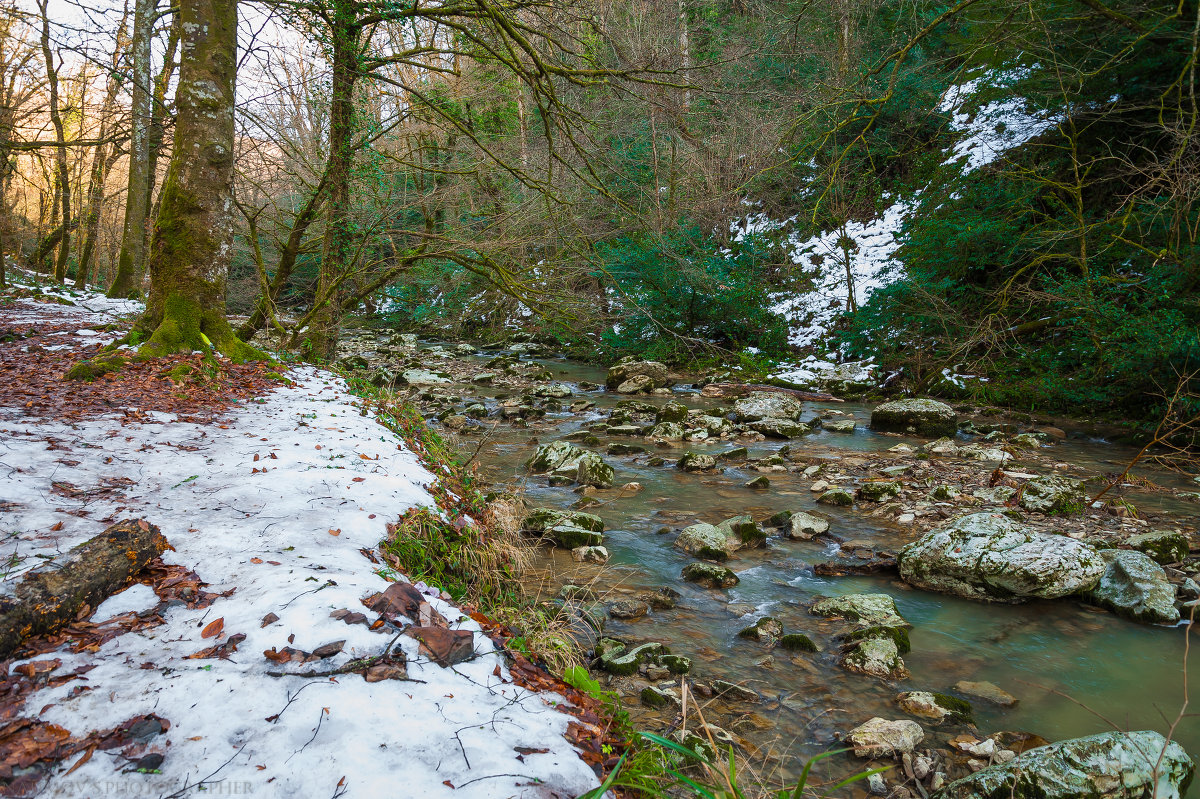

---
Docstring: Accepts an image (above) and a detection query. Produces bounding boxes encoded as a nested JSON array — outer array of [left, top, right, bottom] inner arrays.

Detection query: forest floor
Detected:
[[0, 285, 607, 798]]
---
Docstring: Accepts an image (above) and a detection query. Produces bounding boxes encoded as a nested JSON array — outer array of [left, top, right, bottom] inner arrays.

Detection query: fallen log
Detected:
[[0, 519, 168, 659]]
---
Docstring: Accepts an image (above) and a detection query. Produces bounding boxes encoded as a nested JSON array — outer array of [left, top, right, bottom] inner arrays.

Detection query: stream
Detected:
[[399, 339, 1198, 786]]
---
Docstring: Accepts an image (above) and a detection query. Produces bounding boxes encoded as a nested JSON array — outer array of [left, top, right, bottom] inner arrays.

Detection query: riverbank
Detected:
[[0, 285, 609, 798], [318, 324, 1199, 797]]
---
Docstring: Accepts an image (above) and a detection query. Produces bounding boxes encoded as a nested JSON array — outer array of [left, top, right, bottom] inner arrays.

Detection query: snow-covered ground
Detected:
[[0, 292, 600, 798], [737, 68, 1060, 378]]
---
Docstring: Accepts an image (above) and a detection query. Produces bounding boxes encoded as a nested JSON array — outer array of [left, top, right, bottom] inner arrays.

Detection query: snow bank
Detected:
[[741, 68, 1059, 360], [0, 303, 600, 797]]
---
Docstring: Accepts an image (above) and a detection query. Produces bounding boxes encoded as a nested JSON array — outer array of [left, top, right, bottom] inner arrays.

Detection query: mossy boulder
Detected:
[[932, 730, 1194, 799], [817, 488, 855, 507], [656, 400, 689, 424], [897, 513, 1105, 602], [659, 654, 692, 674], [674, 523, 731, 561], [737, 616, 783, 643], [859, 481, 902, 502], [811, 594, 909, 628], [646, 422, 685, 440], [682, 562, 739, 589], [597, 641, 667, 675], [544, 524, 604, 549], [526, 441, 615, 488], [1126, 530, 1190, 565], [677, 452, 718, 472], [843, 634, 908, 679], [1019, 476, 1086, 515], [717, 515, 766, 548], [65, 354, 128, 382], [778, 633, 819, 653], [870, 398, 958, 437], [521, 508, 604, 534]]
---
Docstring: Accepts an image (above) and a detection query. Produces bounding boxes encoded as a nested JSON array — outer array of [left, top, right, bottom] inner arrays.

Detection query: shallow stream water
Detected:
[[438, 348, 1198, 784]]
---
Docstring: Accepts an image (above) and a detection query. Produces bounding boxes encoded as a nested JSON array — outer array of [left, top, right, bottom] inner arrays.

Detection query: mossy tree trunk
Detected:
[[302, 0, 362, 362], [135, 0, 260, 361]]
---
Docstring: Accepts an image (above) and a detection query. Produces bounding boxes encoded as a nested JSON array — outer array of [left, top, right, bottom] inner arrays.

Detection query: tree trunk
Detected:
[[37, 0, 71, 283], [678, 0, 691, 111], [0, 519, 168, 659], [77, 10, 132, 289], [234, 170, 328, 341], [303, 0, 361, 362], [144, 9, 180, 239], [136, 0, 259, 360], [107, 0, 153, 299]]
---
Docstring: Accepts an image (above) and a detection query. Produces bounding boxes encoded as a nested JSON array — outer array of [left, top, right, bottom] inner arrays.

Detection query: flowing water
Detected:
[[438, 348, 1198, 781]]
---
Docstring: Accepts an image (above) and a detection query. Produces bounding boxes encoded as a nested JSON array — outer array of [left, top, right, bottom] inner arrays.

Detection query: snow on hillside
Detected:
[[744, 69, 1060, 375], [0, 289, 601, 798]]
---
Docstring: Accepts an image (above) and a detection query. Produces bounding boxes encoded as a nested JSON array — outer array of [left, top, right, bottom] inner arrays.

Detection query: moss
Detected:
[[778, 633, 818, 652], [138, 293, 268, 364], [930, 691, 974, 723], [64, 354, 128, 382], [844, 624, 911, 654]]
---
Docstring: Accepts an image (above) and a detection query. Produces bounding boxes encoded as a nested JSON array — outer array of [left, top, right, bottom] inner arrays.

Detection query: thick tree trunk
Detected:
[[0, 520, 168, 659], [107, 0, 153, 299], [304, 1, 361, 362], [37, 0, 71, 283], [137, 0, 259, 360]]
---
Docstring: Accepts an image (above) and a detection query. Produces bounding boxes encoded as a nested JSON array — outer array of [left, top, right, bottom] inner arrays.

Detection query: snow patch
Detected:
[[0, 298, 600, 798]]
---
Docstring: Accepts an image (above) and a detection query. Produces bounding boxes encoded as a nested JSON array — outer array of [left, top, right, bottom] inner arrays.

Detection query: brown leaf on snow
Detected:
[[12, 660, 60, 680], [200, 618, 224, 639], [187, 633, 246, 660]]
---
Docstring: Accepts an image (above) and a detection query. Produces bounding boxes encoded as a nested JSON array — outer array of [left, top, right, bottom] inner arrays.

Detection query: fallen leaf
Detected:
[[201, 618, 224, 639], [351, 477, 365, 483], [250, 557, 263, 564], [50, 521, 64, 532], [328, 528, 341, 536]]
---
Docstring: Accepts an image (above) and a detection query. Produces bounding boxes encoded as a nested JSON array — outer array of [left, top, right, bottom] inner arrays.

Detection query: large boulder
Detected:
[[748, 418, 811, 438], [870, 398, 958, 437], [1084, 550, 1179, 624], [733, 392, 804, 422], [897, 513, 1105, 602], [933, 730, 1194, 799], [526, 441, 615, 488], [605, 360, 669, 392]]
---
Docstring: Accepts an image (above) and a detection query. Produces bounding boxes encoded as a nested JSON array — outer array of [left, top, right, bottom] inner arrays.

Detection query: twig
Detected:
[[158, 743, 247, 799]]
